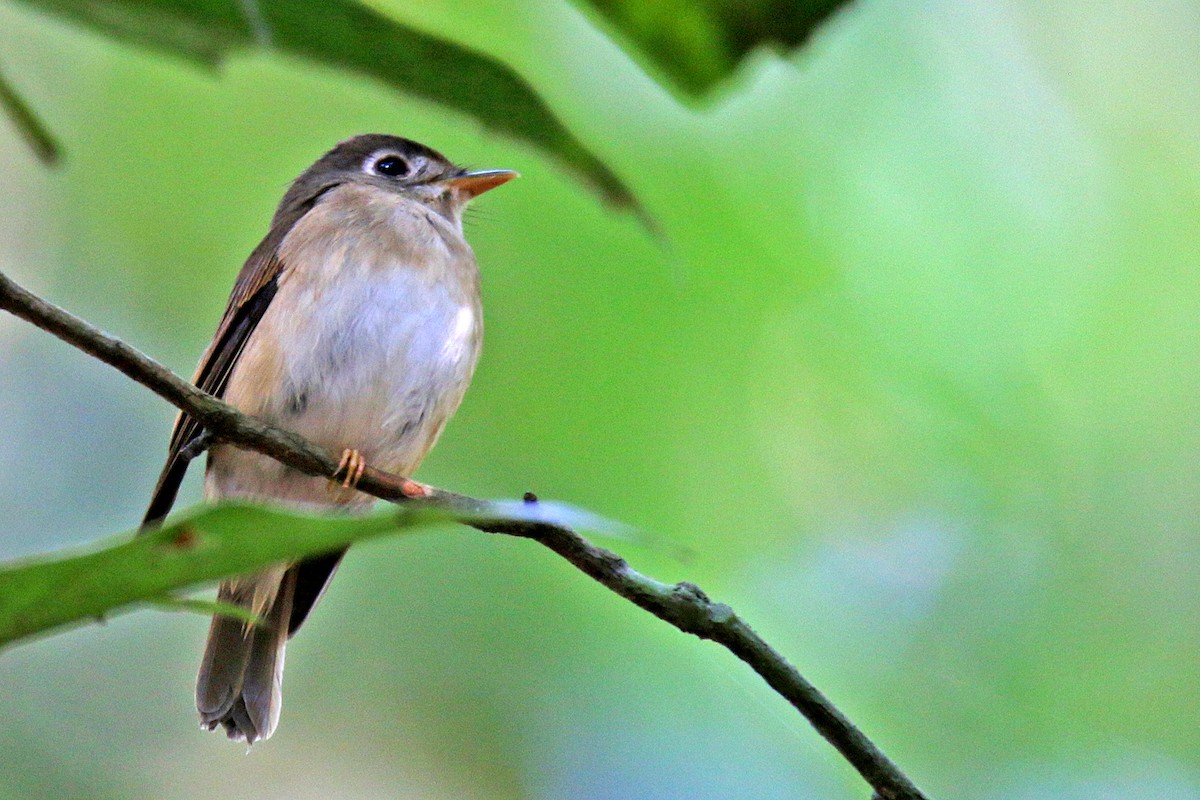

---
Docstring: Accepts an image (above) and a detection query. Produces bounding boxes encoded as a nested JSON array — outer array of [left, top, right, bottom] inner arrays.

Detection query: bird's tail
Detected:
[[196, 566, 296, 744]]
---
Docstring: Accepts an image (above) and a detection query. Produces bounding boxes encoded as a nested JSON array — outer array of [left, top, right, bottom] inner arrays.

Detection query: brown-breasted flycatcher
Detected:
[[141, 134, 516, 743]]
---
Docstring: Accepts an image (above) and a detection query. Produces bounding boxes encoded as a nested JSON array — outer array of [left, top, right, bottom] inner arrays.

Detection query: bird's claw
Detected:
[[332, 448, 367, 491]]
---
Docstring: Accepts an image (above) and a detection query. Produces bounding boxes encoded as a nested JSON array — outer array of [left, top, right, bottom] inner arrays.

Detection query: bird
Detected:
[[140, 134, 516, 744]]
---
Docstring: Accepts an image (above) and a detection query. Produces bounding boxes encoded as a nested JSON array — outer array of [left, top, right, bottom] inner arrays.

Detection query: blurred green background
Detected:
[[1, 0, 1198, 797]]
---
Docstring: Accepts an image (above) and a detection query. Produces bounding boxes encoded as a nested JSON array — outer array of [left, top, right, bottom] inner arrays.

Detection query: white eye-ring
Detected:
[[365, 152, 410, 178]]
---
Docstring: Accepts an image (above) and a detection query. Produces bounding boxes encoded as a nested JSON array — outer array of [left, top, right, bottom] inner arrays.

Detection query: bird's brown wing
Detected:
[[141, 229, 289, 529]]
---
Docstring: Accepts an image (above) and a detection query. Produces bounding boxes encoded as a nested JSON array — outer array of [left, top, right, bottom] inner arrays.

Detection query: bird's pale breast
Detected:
[[206, 184, 483, 508]]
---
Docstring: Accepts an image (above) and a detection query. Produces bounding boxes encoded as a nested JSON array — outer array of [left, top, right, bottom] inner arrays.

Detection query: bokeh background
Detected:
[[1, 0, 1198, 797]]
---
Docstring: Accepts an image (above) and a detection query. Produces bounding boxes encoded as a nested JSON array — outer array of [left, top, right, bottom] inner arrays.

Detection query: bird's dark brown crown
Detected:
[[313, 134, 452, 175], [273, 134, 456, 227]]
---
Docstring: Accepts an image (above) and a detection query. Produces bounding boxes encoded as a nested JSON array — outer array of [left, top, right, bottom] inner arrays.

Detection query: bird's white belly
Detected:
[[207, 262, 480, 508]]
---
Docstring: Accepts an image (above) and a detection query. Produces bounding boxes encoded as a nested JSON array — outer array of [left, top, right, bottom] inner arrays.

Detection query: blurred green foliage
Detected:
[[0, 1, 1198, 799]]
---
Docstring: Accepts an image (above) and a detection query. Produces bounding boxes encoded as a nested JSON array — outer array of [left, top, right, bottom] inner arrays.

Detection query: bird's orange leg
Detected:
[[332, 449, 429, 499], [331, 448, 367, 492]]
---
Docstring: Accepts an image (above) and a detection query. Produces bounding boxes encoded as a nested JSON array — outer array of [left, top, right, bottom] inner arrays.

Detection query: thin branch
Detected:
[[0, 270, 929, 800]]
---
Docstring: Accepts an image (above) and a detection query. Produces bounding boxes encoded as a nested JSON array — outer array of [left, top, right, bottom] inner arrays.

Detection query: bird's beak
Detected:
[[443, 169, 519, 199]]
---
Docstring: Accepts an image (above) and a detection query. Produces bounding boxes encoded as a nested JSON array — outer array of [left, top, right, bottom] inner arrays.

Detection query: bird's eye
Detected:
[[372, 155, 409, 177]]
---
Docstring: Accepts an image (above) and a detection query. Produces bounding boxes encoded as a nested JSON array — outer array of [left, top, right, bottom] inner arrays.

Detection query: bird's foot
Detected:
[[331, 449, 429, 499], [332, 448, 367, 491]]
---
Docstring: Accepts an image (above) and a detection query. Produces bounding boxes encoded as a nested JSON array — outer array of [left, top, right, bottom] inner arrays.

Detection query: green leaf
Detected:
[[0, 501, 456, 649], [575, 0, 855, 97], [10, 0, 634, 206], [0, 496, 617, 649], [0, 64, 60, 164]]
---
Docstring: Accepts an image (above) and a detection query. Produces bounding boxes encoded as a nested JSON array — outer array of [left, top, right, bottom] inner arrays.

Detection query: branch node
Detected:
[[177, 430, 216, 462], [669, 581, 728, 636], [673, 581, 710, 603], [708, 602, 735, 625]]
